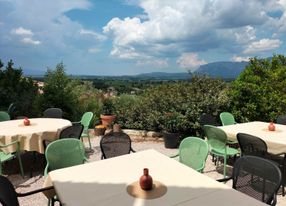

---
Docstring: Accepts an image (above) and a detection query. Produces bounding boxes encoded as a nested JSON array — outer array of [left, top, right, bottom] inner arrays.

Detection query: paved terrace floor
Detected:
[[3, 133, 286, 206]]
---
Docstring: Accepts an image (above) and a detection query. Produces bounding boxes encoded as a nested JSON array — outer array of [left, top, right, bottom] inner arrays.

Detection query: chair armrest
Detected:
[[170, 153, 179, 158], [17, 186, 54, 197], [131, 147, 136, 153], [0, 140, 19, 148], [217, 176, 232, 182]]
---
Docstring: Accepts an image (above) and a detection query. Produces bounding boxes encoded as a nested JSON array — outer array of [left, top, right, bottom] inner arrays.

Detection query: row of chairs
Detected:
[[0, 129, 137, 206], [174, 131, 282, 205]]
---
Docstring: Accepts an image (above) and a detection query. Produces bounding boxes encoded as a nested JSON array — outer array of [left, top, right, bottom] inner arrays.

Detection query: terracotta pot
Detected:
[[139, 168, 153, 190], [268, 122, 276, 131], [100, 114, 116, 127]]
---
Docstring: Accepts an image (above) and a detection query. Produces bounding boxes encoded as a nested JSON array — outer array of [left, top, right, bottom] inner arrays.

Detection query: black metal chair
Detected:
[[0, 175, 53, 206], [43, 124, 84, 149], [277, 115, 286, 125], [100, 132, 135, 159], [199, 113, 219, 139], [218, 155, 282, 206], [43, 108, 63, 118], [7, 103, 16, 120], [237, 133, 286, 196]]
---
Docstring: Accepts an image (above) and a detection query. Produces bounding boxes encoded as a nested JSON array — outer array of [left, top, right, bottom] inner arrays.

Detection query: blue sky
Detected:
[[0, 0, 285, 75]]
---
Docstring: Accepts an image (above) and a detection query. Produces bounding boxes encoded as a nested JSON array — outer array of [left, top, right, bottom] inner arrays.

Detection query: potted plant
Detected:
[[100, 97, 116, 127], [161, 112, 187, 148]]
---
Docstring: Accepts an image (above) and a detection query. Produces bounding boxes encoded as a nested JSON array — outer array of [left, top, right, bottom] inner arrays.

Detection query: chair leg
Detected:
[[87, 135, 92, 149], [223, 155, 227, 178], [17, 151, 24, 177]]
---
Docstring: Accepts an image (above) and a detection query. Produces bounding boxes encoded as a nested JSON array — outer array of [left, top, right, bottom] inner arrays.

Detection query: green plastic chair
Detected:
[[0, 111, 10, 122], [203, 125, 239, 178], [44, 139, 87, 205], [219, 112, 238, 144], [0, 141, 24, 177], [219, 112, 236, 126], [171, 137, 209, 172], [44, 139, 87, 176], [79, 112, 94, 149]]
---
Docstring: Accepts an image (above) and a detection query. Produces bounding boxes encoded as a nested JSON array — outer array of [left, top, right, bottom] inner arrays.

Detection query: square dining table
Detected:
[[43, 149, 265, 206], [218, 121, 286, 154]]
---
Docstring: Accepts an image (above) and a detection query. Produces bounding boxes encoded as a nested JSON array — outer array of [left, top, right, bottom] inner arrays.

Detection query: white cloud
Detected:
[[21, 37, 41, 45], [243, 38, 282, 54], [177, 53, 206, 72], [231, 55, 250, 62], [11, 27, 33, 36], [234, 26, 256, 44], [104, 0, 284, 63], [80, 29, 106, 41], [136, 59, 168, 68], [88, 48, 100, 53]]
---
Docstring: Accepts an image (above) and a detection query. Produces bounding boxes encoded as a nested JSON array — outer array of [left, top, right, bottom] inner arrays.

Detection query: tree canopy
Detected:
[[229, 55, 286, 122]]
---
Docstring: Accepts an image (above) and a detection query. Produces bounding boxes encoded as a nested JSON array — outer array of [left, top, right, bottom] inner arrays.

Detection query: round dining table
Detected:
[[0, 118, 72, 154]]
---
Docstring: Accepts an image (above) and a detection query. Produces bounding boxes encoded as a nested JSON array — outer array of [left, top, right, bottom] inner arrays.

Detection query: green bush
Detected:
[[70, 80, 102, 126], [229, 55, 286, 122], [113, 76, 229, 136], [37, 63, 76, 119], [0, 59, 39, 117]]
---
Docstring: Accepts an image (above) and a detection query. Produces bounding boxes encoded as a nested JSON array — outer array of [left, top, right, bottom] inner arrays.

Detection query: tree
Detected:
[[38, 62, 76, 119], [229, 54, 286, 122], [0, 59, 38, 116]]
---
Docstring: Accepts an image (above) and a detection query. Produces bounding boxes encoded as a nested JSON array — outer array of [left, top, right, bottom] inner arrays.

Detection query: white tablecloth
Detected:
[[219, 121, 286, 154], [43, 149, 265, 206], [0, 118, 71, 154]]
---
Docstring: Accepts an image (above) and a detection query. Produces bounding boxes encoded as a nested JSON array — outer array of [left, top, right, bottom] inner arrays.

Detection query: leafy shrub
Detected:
[[70, 80, 102, 126], [37, 63, 76, 119], [229, 55, 286, 122], [113, 75, 229, 136], [0, 59, 38, 117]]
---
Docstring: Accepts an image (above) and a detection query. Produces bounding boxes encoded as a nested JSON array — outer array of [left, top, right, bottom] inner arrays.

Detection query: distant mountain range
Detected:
[[196, 61, 249, 78], [23, 61, 249, 79], [132, 61, 249, 80]]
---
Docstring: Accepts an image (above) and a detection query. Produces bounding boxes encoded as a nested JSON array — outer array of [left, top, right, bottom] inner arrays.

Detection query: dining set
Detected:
[[1, 109, 286, 205]]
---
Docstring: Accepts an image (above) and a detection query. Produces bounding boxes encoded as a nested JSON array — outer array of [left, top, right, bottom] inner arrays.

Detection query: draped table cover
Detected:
[[219, 121, 286, 154], [0, 118, 71, 154], [43, 149, 265, 206]]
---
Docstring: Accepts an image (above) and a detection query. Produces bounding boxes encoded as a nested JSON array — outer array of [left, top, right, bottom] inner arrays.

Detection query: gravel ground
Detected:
[[3, 134, 286, 206]]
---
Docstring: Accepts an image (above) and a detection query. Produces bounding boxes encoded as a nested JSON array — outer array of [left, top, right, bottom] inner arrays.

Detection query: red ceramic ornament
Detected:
[[268, 122, 275, 131], [139, 168, 153, 190], [23, 117, 30, 126]]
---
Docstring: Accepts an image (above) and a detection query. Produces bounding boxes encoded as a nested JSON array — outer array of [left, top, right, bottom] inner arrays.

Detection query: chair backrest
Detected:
[[199, 114, 219, 138], [178, 137, 209, 171], [203, 125, 227, 151], [43, 108, 63, 118], [100, 132, 132, 159], [0, 111, 10, 122], [7, 103, 16, 120], [0, 176, 19, 206], [232, 155, 281, 205], [80, 112, 93, 130], [237, 133, 268, 157], [277, 114, 286, 125], [45, 139, 86, 173], [219, 112, 236, 126], [59, 124, 84, 139]]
